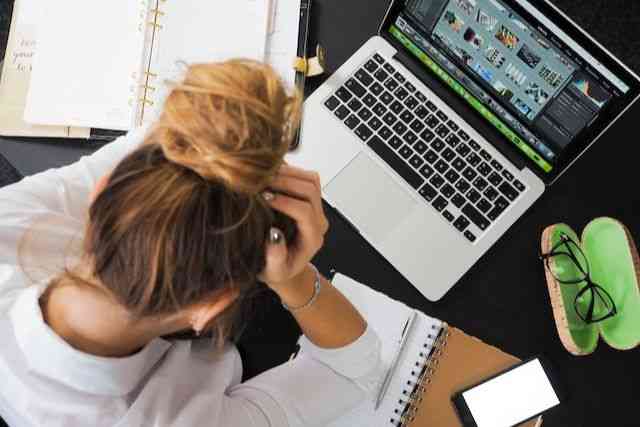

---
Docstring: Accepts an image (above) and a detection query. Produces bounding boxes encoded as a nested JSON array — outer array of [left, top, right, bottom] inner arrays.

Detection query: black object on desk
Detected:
[[0, 152, 21, 188]]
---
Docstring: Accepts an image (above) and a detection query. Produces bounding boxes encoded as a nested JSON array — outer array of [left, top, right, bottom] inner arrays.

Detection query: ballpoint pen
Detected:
[[374, 311, 417, 410]]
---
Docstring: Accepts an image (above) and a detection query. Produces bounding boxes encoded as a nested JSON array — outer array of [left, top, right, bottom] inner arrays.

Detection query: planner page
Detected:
[[266, 0, 301, 88], [139, 0, 269, 125], [24, 0, 149, 130], [326, 274, 444, 427]]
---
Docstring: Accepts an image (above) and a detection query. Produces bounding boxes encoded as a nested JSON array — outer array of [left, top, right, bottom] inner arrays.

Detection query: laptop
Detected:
[[288, 0, 640, 301]]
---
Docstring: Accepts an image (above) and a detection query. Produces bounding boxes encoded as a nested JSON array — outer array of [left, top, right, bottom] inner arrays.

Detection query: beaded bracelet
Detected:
[[281, 264, 322, 312]]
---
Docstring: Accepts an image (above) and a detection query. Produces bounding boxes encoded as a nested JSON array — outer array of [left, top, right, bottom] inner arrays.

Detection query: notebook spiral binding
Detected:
[[389, 323, 450, 427]]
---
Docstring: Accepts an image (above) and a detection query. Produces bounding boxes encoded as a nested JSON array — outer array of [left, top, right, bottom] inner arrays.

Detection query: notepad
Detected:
[[326, 274, 542, 427], [23, 0, 270, 131]]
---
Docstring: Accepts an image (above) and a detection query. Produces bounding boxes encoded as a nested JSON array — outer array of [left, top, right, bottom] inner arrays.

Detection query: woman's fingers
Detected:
[[266, 193, 325, 251], [278, 164, 322, 190], [269, 175, 322, 215]]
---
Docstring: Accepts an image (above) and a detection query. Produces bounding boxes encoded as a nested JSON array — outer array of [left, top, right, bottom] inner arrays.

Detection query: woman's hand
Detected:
[[259, 165, 329, 292]]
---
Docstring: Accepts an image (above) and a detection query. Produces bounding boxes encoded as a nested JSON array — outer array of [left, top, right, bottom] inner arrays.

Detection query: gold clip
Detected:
[[150, 8, 165, 16], [144, 71, 158, 78], [148, 21, 163, 29], [293, 44, 326, 77], [140, 84, 157, 92], [139, 98, 154, 106]]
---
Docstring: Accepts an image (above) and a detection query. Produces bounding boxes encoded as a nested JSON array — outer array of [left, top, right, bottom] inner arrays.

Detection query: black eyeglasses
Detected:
[[540, 233, 617, 324]]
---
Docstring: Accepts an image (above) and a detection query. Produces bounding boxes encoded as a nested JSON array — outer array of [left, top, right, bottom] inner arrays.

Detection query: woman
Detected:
[[0, 61, 382, 426]]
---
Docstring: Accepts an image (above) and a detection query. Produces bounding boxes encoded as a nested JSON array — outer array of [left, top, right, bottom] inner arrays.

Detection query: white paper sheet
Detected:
[[266, 0, 302, 88], [24, 0, 149, 130]]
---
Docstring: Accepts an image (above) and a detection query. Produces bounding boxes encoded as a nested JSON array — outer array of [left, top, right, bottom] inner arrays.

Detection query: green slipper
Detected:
[[541, 223, 599, 356], [581, 218, 640, 351]]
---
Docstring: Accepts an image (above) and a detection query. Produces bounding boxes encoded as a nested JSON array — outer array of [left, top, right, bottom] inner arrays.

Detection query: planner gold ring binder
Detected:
[[136, 1, 165, 125]]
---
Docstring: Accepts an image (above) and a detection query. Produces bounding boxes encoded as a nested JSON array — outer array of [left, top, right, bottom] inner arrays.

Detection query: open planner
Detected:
[[0, 0, 302, 138], [326, 274, 542, 427]]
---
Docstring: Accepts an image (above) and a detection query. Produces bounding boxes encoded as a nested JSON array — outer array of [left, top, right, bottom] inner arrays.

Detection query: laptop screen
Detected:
[[385, 0, 637, 174]]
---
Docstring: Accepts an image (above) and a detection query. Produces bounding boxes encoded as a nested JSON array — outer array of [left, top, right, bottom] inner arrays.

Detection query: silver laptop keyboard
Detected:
[[323, 52, 527, 243]]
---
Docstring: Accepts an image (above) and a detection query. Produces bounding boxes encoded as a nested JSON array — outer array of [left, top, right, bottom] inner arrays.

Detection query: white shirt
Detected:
[[0, 127, 383, 427]]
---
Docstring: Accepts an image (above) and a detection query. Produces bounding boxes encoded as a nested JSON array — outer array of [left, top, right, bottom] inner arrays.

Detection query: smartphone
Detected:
[[452, 357, 564, 427]]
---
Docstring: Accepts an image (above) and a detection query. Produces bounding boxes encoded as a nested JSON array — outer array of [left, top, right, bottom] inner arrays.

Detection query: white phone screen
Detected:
[[462, 359, 560, 427]]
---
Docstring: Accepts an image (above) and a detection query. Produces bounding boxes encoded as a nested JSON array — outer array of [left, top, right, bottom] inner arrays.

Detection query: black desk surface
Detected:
[[1, 1, 639, 426]]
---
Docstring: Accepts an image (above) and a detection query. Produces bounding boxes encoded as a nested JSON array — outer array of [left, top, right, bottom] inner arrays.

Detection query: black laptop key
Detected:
[[336, 87, 352, 102], [344, 115, 360, 130], [462, 167, 477, 182], [403, 131, 418, 146], [369, 117, 383, 131], [458, 130, 470, 141], [451, 157, 466, 172], [405, 81, 416, 92], [409, 154, 424, 168], [380, 91, 394, 104], [373, 53, 385, 64], [383, 63, 396, 74], [355, 69, 373, 87], [346, 78, 366, 98], [363, 93, 377, 107], [432, 196, 449, 212], [357, 108, 372, 121], [423, 149, 438, 163], [467, 152, 481, 167], [468, 139, 481, 151], [354, 124, 373, 141], [455, 143, 470, 157], [325, 96, 340, 111], [379, 126, 393, 141], [443, 210, 455, 222], [434, 159, 449, 174], [452, 193, 466, 208], [444, 170, 460, 184], [441, 184, 455, 199], [487, 196, 509, 221], [426, 114, 440, 128], [415, 105, 429, 119], [466, 189, 481, 203], [364, 59, 379, 73], [373, 103, 387, 116], [426, 100, 437, 111], [479, 149, 492, 161], [502, 170, 514, 181], [436, 111, 448, 122], [348, 98, 363, 112], [419, 164, 434, 179], [390, 100, 404, 114], [399, 111, 413, 124], [416, 92, 427, 102], [455, 180, 470, 193], [477, 162, 492, 177], [421, 129, 436, 143], [462, 204, 490, 230], [436, 124, 450, 138], [490, 160, 503, 171], [494, 195, 510, 210], [473, 177, 488, 191], [513, 179, 526, 192], [393, 122, 408, 136], [488, 172, 503, 186], [447, 120, 459, 132], [395, 87, 409, 101], [383, 112, 398, 126], [368, 136, 424, 190], [374, 69, 389, 82], [445, 133, 460, 147], [483, 186, 499, 201], [464, 231, 476, 242], [429, 174, 445, 189], [335, 105, 350, 120], [394, 72, 406, 83], [453, 216, 470, 232], [399, 145, 413, 159], [430, 137, 444, 152], [499, 182, 519, 201], [384, 78, 399, 91], [388, 135, 403, 149], [442, 147, 456, 162], [410, 119, 425, 133], [404, 96, 419, 110], [370, 82, 384, 96], [419, 183, 437, 201], [477, 198, 492, 214], [414, 141, 428, 154]]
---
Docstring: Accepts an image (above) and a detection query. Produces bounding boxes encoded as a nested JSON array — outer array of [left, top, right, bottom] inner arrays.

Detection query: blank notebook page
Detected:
[[140, 0, 269, 124]]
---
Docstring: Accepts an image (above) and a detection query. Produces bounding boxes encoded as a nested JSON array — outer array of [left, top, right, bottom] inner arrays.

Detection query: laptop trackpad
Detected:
[[325, 153, 418, 243]]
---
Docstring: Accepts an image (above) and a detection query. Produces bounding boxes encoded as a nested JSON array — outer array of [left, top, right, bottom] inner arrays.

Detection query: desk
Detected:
[[1, 1, 639, 426]]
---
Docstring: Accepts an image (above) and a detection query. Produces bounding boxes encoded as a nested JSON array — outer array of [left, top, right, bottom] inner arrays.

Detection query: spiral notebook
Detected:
[[23, 0, 270, 131], [327, 274, 542, 427]]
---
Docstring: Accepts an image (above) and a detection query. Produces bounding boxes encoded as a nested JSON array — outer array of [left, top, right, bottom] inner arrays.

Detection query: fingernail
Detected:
[[269, 228, 283, 244], [262, 191, 275, 202]]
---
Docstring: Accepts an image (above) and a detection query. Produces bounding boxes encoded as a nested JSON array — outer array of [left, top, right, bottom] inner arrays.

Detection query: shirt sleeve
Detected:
[[220, 325, 383, 427]]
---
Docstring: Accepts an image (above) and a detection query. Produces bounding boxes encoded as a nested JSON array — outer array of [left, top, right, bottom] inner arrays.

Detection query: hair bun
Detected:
[[150, 60, 301, 195]]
